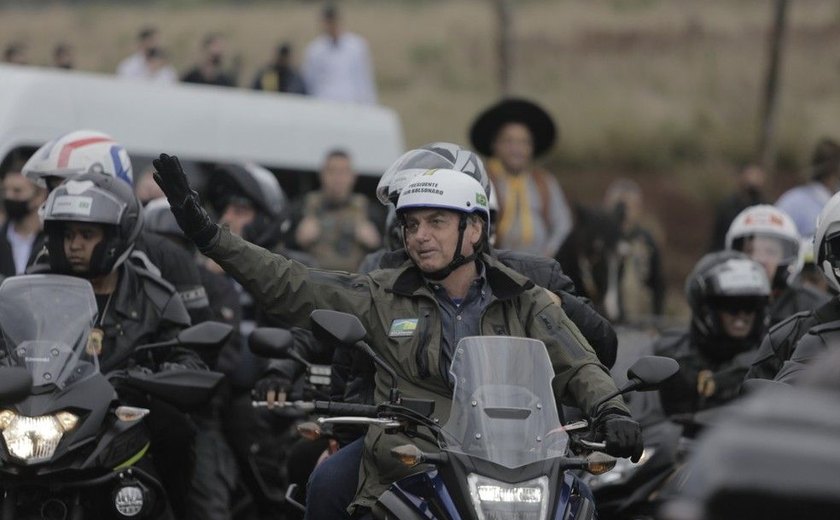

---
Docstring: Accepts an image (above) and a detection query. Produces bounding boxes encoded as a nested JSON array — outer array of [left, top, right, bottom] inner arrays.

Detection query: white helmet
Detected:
[[396, 169, 489, 279], [377, 142, 489, 206], [22, 130, 133, 188], [814, 191, 840, 292], [725, 204, 801, 287], [396, 168, 489, 221]]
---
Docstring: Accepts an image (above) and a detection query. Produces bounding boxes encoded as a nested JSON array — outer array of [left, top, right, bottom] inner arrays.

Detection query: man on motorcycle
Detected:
[[153, 153, 643, 516], [256, 143, 620, 519], [655, 252, 770, 415], [41, 171, 203, 517]]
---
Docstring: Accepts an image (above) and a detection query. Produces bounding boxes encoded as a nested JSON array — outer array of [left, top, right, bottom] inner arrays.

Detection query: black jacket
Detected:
[[654, 330, 756, 415], [94, 261, 198, 373], [774, 320, 840, 384], [0, 223, 44, 277], [745, 298, 840, 381]]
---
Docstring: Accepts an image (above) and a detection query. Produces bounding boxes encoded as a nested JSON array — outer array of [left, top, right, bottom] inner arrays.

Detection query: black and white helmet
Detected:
[[686, 251, 770, 356], [43, 172, 143, 278], [376, 142, 489, 206]]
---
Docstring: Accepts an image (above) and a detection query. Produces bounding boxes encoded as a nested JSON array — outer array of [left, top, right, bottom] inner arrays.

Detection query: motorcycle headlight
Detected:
[[0, 409, 79, 464], [467, 474, 549, 520]]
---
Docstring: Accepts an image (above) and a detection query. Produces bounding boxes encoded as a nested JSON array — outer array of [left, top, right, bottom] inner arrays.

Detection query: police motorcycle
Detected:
[[0, 274, 231, 519], [262, 310, 677, 520]]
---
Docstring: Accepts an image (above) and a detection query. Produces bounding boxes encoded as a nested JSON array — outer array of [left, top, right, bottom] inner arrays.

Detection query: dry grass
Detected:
[[3, 0, 840, 313]]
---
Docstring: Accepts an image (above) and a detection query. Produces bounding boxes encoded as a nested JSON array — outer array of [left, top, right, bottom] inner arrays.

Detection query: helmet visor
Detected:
[[45, 187, 125, 226], [377, 150, 460, 205], [734, 235, 799, 266], [824, 231, 840, 268]]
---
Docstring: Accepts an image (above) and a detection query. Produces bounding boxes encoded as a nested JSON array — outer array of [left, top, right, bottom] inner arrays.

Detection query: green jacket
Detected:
[[205, 228, 629, 509]]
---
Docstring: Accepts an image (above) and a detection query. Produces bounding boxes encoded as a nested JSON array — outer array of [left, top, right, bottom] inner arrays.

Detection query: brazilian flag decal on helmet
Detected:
[[476, 193, 488, 207]]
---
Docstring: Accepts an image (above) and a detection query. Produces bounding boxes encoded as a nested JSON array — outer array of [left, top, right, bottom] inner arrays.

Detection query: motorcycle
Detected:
[[0, 274, 231, 519], [296, 309, 677, 520]]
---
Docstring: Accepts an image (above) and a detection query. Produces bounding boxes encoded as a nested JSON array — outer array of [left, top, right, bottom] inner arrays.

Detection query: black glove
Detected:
[[595, 412, 644, 462], [152, 153, 219, 250], [253, 372, 291, 402]]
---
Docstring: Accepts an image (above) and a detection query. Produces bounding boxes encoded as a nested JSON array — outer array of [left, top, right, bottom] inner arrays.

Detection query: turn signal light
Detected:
[[390, 444, 424, 467], [297, 422, 322, 441], [585, 452, 617, 475]]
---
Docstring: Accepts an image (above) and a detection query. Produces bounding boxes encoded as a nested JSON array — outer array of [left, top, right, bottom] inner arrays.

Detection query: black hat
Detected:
[[469, 98, 557, 158]]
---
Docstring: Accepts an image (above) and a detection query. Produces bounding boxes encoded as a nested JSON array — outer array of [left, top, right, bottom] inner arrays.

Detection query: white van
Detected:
[[0, 64, 404, 197]]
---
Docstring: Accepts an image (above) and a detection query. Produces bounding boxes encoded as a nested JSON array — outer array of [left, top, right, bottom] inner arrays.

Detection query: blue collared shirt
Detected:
[[427, 263, 491, 383]]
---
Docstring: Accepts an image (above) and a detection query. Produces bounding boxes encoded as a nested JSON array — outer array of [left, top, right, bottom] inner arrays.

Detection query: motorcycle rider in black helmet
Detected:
[[655, 251, 770, 415], [42, 171, 203, 518]]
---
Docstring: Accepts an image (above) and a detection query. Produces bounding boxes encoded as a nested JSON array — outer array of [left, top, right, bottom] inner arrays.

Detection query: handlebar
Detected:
[[317, 416, 402, 428], [251, 400, 379, 418]]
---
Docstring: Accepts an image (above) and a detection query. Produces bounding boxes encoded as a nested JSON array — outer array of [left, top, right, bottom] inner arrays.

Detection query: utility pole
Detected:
[[757, 0, 790, 171], [493, 0, 513, 96]]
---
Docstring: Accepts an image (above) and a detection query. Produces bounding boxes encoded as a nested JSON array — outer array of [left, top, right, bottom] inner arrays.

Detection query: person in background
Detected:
[[709, 163, 766, 251], [0, 163, 46, 276], [301, 3, 377, 104], [182, 32, 236, 87], [289, 149, 381, 271], [602, 178, 665, 323], [52, 42, 74, 70], [117, 26, 159, 79], [252, 42, 306, 94], [469, 97, 572, 258], [3, 42, 27, 65], [776, 137, 840, 238]]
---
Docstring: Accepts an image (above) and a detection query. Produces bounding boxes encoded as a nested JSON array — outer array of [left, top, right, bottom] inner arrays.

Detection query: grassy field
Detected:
[[3, 0, 839, 314]]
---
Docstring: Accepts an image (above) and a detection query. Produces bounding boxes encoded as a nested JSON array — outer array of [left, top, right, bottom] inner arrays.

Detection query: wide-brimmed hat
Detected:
[[469, 98, 557, 158]]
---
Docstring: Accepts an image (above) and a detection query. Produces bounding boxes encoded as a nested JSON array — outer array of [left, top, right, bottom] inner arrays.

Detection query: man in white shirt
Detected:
[[116, 26, 177, 83], [302, 4, 377, 104]]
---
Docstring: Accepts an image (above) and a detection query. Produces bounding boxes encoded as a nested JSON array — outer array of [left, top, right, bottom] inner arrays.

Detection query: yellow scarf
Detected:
[[488, 158, 534, 246]]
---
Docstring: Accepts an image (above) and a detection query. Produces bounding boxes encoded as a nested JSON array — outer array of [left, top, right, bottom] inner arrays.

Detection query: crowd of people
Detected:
[[2, 3, 377, 104], [2, 12, 840, 517]]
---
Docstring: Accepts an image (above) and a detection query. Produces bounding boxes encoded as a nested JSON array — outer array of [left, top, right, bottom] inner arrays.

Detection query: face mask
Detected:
[[209, 54, 223, 66], [3, 198, 31, 221]]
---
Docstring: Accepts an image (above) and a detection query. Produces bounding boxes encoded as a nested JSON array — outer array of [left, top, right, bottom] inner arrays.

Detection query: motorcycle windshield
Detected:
[[442, 336, 567, 468], [0, 275, 99, 389]]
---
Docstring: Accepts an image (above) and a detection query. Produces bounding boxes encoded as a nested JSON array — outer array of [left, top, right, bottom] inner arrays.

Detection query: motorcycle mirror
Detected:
[[0, 367, 32, 406], [310, 310, 367, 345], [177, 321, 233, 348], [626, 356, 679, 392], [249, 327, 295, 359], [123, 369, 224, 411]]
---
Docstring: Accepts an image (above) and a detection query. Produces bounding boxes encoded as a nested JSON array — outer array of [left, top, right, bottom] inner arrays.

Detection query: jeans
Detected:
[[304, 437, 364, 520]]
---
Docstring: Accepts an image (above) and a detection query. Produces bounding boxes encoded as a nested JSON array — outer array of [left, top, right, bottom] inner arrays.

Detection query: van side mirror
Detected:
[[249, 328, 295, 359], [310, 310, 367, 345]]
